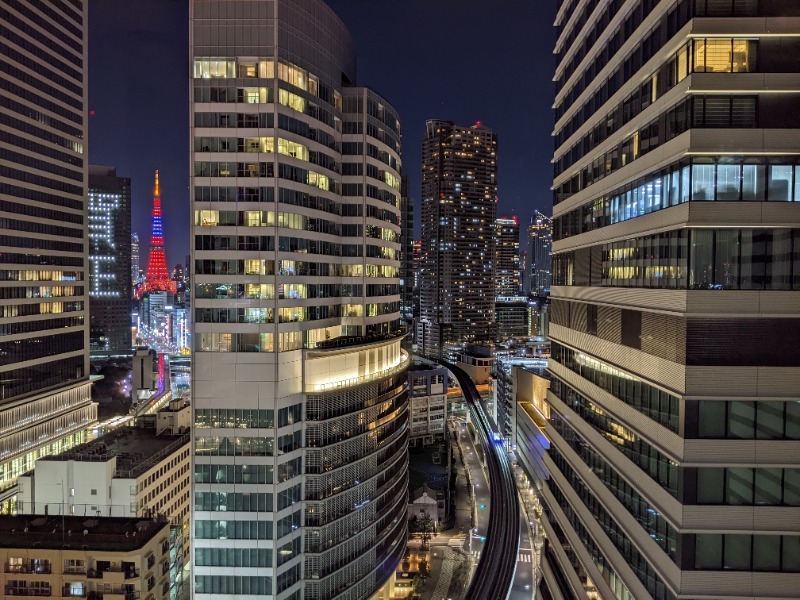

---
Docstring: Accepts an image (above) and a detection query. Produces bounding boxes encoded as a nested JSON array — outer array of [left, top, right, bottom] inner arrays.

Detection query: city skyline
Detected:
[[88, 0, 556, 267]]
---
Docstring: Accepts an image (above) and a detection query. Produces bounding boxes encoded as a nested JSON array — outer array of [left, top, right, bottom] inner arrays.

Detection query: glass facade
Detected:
[[554, 157, 800, 243]]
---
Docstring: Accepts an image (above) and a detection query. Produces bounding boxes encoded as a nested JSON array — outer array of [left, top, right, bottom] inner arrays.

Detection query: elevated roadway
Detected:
[[436, 358, 520, 600]]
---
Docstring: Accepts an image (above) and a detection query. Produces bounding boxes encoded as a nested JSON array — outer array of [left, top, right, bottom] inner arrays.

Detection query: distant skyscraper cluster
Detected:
[[418, 120, 499, 357]]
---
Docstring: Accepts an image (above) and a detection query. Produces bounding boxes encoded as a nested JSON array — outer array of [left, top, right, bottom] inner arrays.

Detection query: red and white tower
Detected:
[[136, 170, 176, 297]]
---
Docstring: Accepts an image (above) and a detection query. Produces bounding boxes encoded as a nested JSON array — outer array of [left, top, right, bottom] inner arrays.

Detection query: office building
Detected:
[[525, 210, 552, 298], [0, 0, 97, 510], [132, 232, 141, 286], [88, 166, 132, 355], [495, 295, 530, 341], [544, 2, 800, 600], [419, 120, 499, 358], [495, 216, 521, 296], [0, 515, 177, 599], [190, 1, 408, 598], [407, 364, 448, 446]]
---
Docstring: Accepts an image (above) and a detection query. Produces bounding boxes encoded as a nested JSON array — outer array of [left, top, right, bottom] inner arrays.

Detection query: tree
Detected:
[[415, 513, 435, 549]]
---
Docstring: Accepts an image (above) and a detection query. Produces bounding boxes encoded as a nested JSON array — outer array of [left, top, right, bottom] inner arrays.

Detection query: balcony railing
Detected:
[[306, 350, 408, 392], [4, 563, 51, 574]]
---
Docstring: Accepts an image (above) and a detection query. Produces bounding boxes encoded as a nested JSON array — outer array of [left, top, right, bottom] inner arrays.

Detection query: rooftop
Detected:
[[0, 515, 168, 551], [34, 427, 189, 479]]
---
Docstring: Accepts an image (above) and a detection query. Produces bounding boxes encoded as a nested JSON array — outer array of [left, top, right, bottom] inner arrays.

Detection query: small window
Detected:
[[90, 489, 97, 496]]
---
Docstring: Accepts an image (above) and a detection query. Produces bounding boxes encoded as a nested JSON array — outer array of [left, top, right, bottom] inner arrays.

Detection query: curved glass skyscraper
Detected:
[[190, 1, 407, 598]]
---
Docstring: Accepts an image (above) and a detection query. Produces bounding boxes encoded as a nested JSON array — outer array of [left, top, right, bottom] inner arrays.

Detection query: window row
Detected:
[[194, 111, 274, 128], [694, 400, 800, 440], [696, 467, 800, 506], [0, 270, 82, 282], [0, 331, 84, 367], [194, 463, 273, 485], [555, 228, 800, 291], [194, 548, 271, 568], [194, 492, 273, 512], [194, 282, 361, 300], [550, 342, 679, 432], [550, 416, 677, 560], [554, 92, 757, 179], [550, 376, 679, 496], [194, 258, 398, 278], [695, 534, 800, 571], [0, 356, 84, 402], [195, 436, 275, 457], [555, 156, 800, 242], [547, 455, 675, 600], [195, 305, 343, 324], [195, 409, 274, 429], [0, 285, 83, 299], [194, 209, 339, 235], [0, 316, 83, 337], [194, 575, 271, 595]]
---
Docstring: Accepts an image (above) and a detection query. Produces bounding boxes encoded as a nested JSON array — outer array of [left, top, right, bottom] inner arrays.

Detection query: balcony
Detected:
[[5, 563, 52, 575], [3, 588, 51, 597]]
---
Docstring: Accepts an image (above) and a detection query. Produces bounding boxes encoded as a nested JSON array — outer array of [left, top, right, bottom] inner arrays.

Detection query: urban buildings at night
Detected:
[[131, 231, 141, 286], [191, 0, 408, 598], [495, 216, 521, 296], [524, 210, 552, 298], [533, 2, 800, 599], [88, 165, 132, 355], [418, 120, 499, 358], [0, 0, 97, 510]]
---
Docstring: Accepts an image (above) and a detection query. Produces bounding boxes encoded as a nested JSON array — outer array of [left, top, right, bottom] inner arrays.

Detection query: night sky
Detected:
[[89, 1, 556, 268]]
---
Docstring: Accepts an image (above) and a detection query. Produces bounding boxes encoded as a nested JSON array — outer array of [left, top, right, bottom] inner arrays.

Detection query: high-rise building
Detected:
[[525, 210, 552, 298], [88, 166, 132, 355], [0, 0, 97, 510], [190, 1, 408, 598], [418, 120, 498, 358], [495, 216, 521, 296], [131, 232, 141, 286], [539, 3, 800, 600]]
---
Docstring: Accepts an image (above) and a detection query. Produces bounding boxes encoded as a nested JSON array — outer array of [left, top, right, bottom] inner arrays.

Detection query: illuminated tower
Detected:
[[138, 171, 177, 296]]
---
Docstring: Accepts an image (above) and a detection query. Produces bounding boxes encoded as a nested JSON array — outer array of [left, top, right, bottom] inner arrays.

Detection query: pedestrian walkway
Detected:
[[428, 547, 459, 600]]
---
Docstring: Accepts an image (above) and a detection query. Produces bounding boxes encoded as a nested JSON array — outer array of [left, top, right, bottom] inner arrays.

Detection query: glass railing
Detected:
[[306, 350, 408, 392]]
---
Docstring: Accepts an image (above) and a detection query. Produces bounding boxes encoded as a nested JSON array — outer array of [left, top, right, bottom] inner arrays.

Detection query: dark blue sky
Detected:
[[89, 1, 556, 267]]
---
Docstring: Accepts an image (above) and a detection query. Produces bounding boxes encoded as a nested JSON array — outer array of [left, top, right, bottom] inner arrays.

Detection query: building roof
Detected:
[[0, 515, 168, 552], [32, 426, 189, 479]]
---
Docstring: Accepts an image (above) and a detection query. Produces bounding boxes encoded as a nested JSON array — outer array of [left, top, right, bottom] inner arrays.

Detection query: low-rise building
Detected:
[[457, 344, 495, 385], [408, 484, 445, 530], [0, 514, 176, 600], [495, 358, 549, 446], [17, 404, 191, 569], [408, 364, 448, 445]]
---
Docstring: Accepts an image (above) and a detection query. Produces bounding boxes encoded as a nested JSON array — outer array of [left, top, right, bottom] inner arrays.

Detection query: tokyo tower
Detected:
[[135, 170, 177, 297]]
